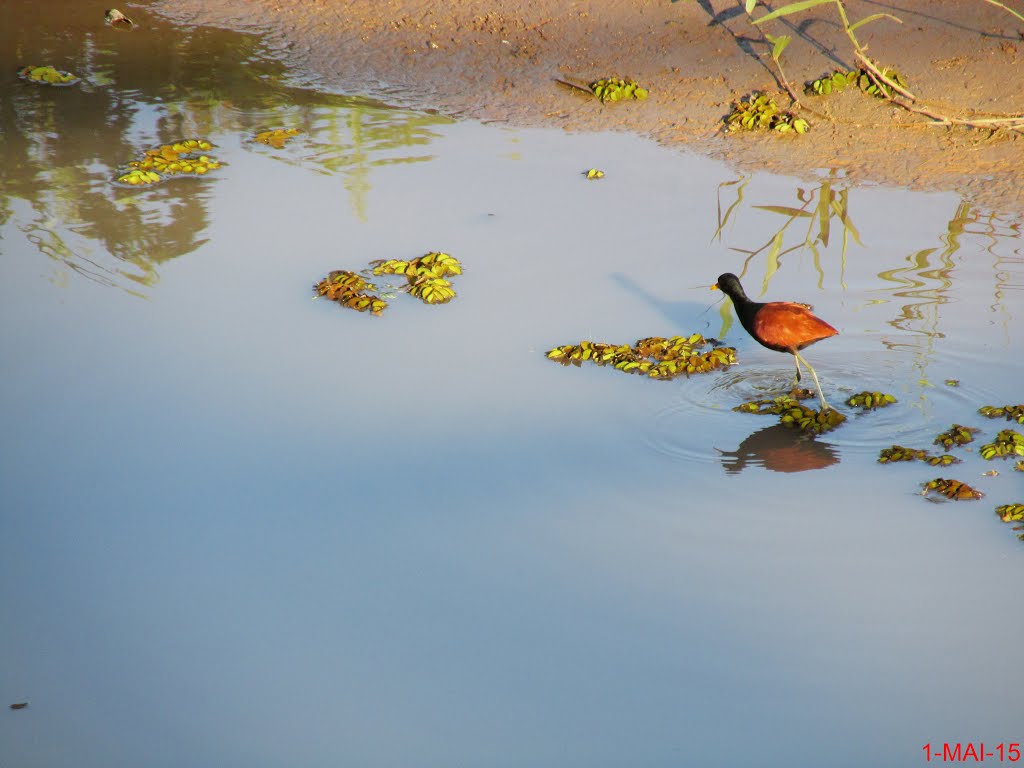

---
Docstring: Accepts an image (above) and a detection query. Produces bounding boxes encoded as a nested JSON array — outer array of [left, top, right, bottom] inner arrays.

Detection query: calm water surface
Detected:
[[2, 4, 1023, 768]]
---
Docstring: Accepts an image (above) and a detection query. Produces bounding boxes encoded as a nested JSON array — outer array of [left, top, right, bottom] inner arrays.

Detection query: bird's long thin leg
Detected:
[[795, 351, 829, 410], [792, 354, 803, 385]]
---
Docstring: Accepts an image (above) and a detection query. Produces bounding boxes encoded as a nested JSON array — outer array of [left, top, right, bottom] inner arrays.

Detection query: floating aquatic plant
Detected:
[[725, 93, 809, 134], [314, 270, 387, 316], [18, 65, 79, 86], [979, 404, 1024, 424], [877, 446, 959, 466], [923, 478, 983, 501], [105, 8, 134, 28], [979, 429, 1024, 460], [590, 78, 648, 103], [546, 334, 736, 381], [933, 423, 979, 450], [806, 64, 909, 99], [777, 402, 846, 435], [877, 445, 928, 463], [371, 252, 462, 280], [316, 252, 463, 315], [371, 252, 463, 305], [584, 169, 605, 180], [846, 391, 897, 410], [996, 504, 1024, 522], [116, 139, 220, 186], [254, 128, 302, 148]]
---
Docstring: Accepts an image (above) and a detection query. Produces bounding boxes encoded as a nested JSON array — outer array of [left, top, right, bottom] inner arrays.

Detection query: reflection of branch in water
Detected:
[[24, 227, 150, 298], [874, 201, 1022, 391], [713, 171, 863, 297], [718, 423, 840, 474]]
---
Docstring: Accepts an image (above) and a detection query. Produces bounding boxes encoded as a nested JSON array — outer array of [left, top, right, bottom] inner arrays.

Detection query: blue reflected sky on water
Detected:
[[2, 11, 1024, 768]]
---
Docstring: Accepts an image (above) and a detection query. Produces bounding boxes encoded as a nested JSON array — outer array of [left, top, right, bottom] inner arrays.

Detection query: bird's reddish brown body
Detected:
[[750, 301, 838, 353]]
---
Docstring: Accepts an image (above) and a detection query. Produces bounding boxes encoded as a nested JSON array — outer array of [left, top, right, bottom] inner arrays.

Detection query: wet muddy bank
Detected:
[[150, 0, 1024, 214]]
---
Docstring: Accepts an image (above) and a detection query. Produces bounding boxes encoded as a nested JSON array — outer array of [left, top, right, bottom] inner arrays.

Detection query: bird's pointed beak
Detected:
[[710, 283, 720, 291]]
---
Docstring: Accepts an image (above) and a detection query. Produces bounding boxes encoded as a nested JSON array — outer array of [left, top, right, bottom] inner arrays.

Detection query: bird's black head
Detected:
[[715, 273, 747, 302]]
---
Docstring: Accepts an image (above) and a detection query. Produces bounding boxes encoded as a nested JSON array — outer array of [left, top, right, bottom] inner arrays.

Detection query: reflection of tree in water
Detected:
[[0, 9, 449, 293]]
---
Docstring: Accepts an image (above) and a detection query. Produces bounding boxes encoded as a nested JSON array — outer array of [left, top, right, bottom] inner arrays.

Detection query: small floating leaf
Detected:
[[945, 379, 960, 387], [254, 128, 302, 149], [105, 8, 134, 27], [9, 703, 28, 711], [584, 168, 605, 180]]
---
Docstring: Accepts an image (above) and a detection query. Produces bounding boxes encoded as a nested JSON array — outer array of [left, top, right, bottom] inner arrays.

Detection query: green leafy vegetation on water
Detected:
[[546, 334, 736, 381], [315, 252, 463, 314], [923, 478, 984, 501], [846, 391, 897, 410]]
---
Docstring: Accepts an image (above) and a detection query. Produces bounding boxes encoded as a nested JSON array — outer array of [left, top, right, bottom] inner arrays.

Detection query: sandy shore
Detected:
[[152, 0, 1024, 213]]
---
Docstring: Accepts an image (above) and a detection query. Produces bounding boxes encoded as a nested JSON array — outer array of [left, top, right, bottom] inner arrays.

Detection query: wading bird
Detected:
[[714, 273, 838, 410]]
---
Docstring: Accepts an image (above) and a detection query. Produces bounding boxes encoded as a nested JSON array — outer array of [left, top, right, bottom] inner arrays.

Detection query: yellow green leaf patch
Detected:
[[979, 404, 1024, 424], [726, 92, 809, 135], [116, 138, 220, 186], [18, 65, 79, 86], [979, 429, 1024, 460], [546, 334, 736, 381], [254, 128, 302, 148], [590, 78, 649, 103], [846, 391, 897, 410]]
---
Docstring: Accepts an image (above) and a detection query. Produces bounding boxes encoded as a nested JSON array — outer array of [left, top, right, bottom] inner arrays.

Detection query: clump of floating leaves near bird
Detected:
[[726, 93, 809, 134], [254, 128, 302, 148], [979, 404, 1024, 424], [846, 391, 897, 410], [116, 139, 220, 186], [18, 65, 79, 86], [315, 252, 463, 315], [979, 429, 1024, 460], [805, 64, 910, 99], [546, 335, 736, 381], [777, 401, 846, 435], [733, 394, 845, 435], [314, 271, 387, 316], [877, 446, 959, 466], [590, 78, 648, 103], [923, 478, 984, 501], [933, 423, 979, 450]]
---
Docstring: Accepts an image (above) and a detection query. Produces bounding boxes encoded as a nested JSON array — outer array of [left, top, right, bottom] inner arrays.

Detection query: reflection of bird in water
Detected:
[[714, 273, 838, 410], [718, 424, 839, 474]]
